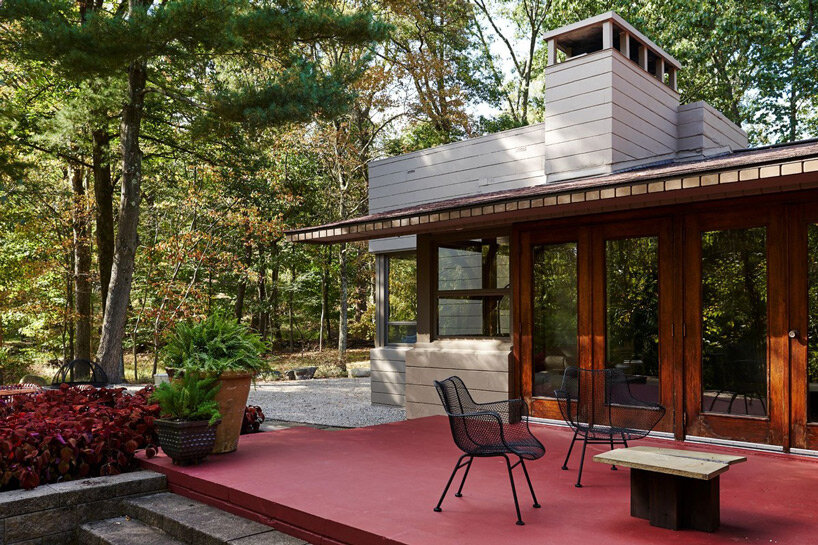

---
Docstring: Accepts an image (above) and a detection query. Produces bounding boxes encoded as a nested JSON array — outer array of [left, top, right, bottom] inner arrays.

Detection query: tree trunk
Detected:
[[270, 241, 281, 343], [96, 56, 147, 383], [323, 246, 332, 344], [71, 166, 92, 361], [288, 263, 295, 351], [235, 242, 252, 321], [65, 268, 75, 364], [257, 257, 268, 339], [92, 129, 115, 319], [338, 242, 348, 363]]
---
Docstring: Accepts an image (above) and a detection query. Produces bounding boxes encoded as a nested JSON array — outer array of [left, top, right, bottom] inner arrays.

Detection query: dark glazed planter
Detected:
[[156, 418, 220, 465]]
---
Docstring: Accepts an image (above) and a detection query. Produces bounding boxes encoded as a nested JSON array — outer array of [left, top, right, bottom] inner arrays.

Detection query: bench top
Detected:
[[593, 446, 747, 480]]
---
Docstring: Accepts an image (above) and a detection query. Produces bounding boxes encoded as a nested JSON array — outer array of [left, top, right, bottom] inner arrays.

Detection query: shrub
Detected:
[[0, 385, 160, 491], [151, 373, 221, 425], [163, 312, 268, 376]]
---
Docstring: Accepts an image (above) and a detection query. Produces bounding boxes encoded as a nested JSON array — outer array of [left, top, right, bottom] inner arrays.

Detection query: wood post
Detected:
[[547, 39, 557, 66], [619, 31, 630, 58], [602, 21, 613, 50]]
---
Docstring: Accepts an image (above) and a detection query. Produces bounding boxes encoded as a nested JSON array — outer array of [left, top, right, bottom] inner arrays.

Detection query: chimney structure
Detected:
[[543, 12, 748, 182]]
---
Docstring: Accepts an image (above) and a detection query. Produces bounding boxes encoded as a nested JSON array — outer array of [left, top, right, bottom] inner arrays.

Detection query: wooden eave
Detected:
[[285, 141, 818, 244]]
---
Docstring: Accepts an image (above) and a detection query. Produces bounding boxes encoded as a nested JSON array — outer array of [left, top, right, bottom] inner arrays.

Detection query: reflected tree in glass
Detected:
[[605, 236, 660, 404], [701, 227, 768, 416], [532, 243, 577, 397], [808, 225, 818, 421], [387, 253, 417, 344]]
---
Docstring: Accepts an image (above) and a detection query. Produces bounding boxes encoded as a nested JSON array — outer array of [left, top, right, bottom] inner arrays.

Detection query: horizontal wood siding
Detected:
[[370, 347, 409, 406], [368, 124, 546, 216], [404, 340, 511, 419], [678, 102, 747, 156], [544, 52, 615, 181], [610, 52, 678, 162]]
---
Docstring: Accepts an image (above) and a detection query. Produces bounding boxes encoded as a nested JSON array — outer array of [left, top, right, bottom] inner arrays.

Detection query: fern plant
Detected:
[[151, 372, 222, 425], [163, 312, 269, 376]]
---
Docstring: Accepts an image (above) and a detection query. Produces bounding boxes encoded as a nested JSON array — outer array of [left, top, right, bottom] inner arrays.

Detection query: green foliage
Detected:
[[151, 372, 222, 425], [0, 347, 31, 384], [163, 312, 268, 375]]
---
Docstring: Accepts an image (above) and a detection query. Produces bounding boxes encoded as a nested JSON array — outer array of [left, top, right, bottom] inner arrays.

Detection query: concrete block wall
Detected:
[[370, 346, 408, 406], [0, 471, 166, 545], [404, 340, 512, 418]]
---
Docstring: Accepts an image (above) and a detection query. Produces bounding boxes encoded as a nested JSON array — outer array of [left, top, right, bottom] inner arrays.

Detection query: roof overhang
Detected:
[[285, 141, 818, 244]]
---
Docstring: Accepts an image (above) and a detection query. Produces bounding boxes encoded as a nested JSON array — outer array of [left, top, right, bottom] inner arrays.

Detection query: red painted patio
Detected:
[[138, 417, 818, 545]]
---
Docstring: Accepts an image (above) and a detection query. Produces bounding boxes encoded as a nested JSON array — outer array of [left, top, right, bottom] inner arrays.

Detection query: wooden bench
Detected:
[[593, 446, 747, 532]]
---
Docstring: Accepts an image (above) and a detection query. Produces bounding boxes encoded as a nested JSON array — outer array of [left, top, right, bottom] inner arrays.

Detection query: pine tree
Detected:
[[0, 0, 386, 381]]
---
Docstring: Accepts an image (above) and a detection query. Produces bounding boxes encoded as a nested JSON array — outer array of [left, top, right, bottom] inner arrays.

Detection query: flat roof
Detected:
[[286, 139, 818, 243], [543, 11, 681, 69]]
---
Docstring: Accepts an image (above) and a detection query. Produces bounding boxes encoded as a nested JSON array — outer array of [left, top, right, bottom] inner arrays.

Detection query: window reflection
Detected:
[[808, 224, 818, 422], [701, 227, 768, 416], [532, 242, 577, 398], [605, 236, 660, 404], [438, 295, 510, 337], [387, 253, 417, 344], [436, 237, 510, 337]]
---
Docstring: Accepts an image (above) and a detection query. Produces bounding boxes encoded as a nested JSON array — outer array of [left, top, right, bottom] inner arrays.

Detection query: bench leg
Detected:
[[630, 469, 651, 520], [629, 470, 720, 532], [682, 476, 720, 532], [648, 473, 682, 530]]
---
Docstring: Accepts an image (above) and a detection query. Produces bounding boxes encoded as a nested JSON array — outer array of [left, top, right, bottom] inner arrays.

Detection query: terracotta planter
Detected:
[[155, 418, 220, 465], [212, 371, 253, 454]]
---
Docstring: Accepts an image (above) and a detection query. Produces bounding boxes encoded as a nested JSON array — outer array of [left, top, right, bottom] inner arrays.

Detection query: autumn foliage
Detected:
[[0, 385, 160, 491]]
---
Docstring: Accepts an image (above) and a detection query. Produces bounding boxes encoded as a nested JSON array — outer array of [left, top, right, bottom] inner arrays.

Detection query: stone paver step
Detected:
[[123, 492, 305, 545], [79, 517, 184, 545]]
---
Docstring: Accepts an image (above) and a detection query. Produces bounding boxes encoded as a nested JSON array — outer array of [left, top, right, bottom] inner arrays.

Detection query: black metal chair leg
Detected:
[[561, 429, 578, 470], [434, 454, 469, 512], [609, 436, 617, 470], [519, 458, 541, 508], [454, 456, 473, 497], [503, 454, 525, 525], [575, 436, 589, 488]]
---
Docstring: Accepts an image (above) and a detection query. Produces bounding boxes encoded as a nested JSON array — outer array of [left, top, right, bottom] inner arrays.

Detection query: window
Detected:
[[532, 242, 578, 397], [436, 237, 510, 337], [386, 253, 417, 345]]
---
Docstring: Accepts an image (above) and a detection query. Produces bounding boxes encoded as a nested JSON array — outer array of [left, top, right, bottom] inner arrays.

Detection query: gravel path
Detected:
[[246, 378, 406, 428]]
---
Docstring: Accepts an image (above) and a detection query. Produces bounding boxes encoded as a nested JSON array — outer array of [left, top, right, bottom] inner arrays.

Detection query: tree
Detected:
[[747, 0, 818, 143], [381, 0, 492, 145], [471, 0, 550, 126], [1, 0, 386, 381]]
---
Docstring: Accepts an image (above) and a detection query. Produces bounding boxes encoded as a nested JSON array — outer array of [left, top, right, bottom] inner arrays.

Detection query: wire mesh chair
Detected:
[[554, 367, 665, 488], [434, 376, 545, 525], [51, 358, 109, 387]]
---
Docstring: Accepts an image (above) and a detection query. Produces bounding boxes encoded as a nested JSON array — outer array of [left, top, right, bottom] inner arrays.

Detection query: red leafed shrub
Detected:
[[0, 385, 160, 491], [241, 405, 265, 434]]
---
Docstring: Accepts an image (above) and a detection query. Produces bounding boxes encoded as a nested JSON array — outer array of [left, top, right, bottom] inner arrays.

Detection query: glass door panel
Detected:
[[700, 227, 768, 417], [532, 242, 578, 398], [605, 236, 660, 405], [808, 224, 818, 423]]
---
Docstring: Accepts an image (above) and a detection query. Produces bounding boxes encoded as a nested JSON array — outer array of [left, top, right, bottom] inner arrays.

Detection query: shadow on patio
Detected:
[[139, 417, 818, 545]]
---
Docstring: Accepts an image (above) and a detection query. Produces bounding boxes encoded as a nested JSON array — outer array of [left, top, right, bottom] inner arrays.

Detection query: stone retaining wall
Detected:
[[0, 471, 166, 545]]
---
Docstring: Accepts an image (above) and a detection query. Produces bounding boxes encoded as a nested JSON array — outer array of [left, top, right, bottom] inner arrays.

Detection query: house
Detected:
[[287, 12, 818, 453]]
